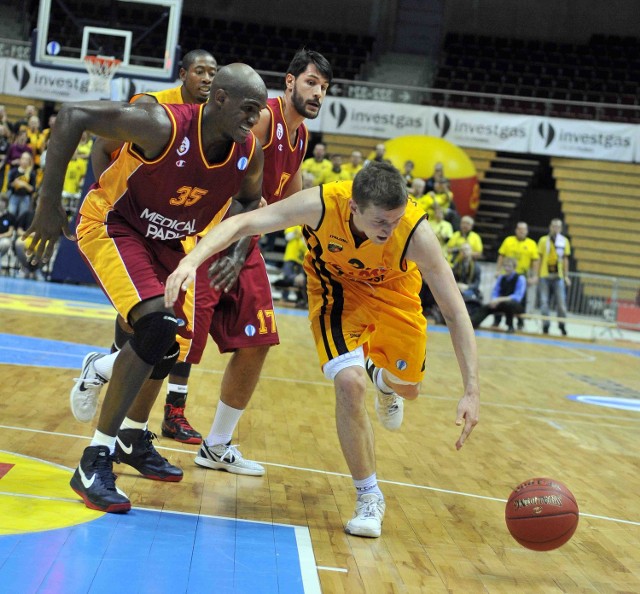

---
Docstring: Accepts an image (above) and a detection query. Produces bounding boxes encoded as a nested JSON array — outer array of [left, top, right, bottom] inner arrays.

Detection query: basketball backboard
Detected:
[[31, 0, 182, 81]]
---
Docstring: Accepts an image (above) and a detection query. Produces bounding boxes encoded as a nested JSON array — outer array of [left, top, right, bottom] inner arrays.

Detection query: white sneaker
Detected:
[[70, 352, 107, 423], [195, 443, 265, 476], [345, 493, 386, 538], [375, 390, 404, 431]]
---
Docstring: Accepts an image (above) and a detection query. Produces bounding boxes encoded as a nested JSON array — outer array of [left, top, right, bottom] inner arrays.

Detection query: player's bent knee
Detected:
[[149, 341, 180, 379], [131, 311, 179, 366]]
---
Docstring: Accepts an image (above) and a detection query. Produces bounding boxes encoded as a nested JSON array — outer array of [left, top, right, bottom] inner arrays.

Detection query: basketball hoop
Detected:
[[83, 55, 121, 93]]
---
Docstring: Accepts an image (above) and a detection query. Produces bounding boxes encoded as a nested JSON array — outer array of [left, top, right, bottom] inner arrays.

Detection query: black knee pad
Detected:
[[131, 311, 179, 366], [150, 341, 180, 380], [170, 361, 192, 379]]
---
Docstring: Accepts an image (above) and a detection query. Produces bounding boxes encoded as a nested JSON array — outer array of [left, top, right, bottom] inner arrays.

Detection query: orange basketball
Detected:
[[505, 477, 579, 551]]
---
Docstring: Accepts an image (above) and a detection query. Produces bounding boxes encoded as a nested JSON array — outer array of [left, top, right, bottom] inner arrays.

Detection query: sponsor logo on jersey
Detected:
[[140, 208, 196, 240], [328, 242, 343, 253], [276, 123, 284, 140], [395, 359, 408, 371], [329, 234, 347, 243], [244, 324, 257, 337], [177, 137, 190, 156], [176, 160, 186, 167], [278, 144, 283, 151], [299, 139, 304, 151], [237, 156, 248, 171]]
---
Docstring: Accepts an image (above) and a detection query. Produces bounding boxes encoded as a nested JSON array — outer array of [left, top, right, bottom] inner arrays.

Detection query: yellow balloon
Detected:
[[369, 135, 480, 216]]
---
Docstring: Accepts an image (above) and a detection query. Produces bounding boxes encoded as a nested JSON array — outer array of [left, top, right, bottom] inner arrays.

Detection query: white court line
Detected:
[[1, 424, 638, 527], [427, 346, 597, 363]]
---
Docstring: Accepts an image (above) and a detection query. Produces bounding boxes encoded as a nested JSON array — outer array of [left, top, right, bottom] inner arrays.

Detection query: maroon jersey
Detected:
[[261, 96, 308, 204], [80, 103, 257, 246]]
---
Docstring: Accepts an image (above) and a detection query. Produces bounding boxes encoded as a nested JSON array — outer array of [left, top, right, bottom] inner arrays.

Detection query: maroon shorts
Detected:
[[207, 238, 280, 354]]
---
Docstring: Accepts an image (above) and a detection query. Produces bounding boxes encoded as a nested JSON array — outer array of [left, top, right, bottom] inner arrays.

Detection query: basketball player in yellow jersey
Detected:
[[165, 162, 480, 539]]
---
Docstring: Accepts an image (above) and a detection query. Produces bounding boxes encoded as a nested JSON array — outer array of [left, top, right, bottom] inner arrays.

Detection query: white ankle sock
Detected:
[[120, 417, 147, 431], [206, 401, 243, 446], [94, 352, 118, 381], [374, 368, 394, 395], [167, 382, 188, 395], [90, 430, 116, 454], [353, 473, 383, 498]]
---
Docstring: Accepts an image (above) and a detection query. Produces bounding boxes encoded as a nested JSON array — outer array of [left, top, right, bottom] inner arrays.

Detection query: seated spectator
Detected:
[[272, 225, 307, 307], [452, 243, 482, 315], [364, 143, 385, 165], [7, 151, 36, 219], [6, 129, 32, 169], [0, 194, 16, 266], [0, 124, 11, 193], [429, 202, 453, 256], [470, 258, 525, 333], [26, 114, 46, 170], [493, 221, 540, 330], [13, 105, 37, 134], [342, 150, 363, 179], [0, 105, 12, 133], [301, 143, 331, 185], [410, 178, 427, 203], [318, 153, 351, 184], [13, 196, 45, 280], [447, 215, 483, 262], [402, 160, 415, 187], [424, 180, 459, 229], [424, 161, 450, 193]]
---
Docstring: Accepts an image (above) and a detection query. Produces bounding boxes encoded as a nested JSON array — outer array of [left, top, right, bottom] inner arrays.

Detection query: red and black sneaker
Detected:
[[161, 403, 202, 444]]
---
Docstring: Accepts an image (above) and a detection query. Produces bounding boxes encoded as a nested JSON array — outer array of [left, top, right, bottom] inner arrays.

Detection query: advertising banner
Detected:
[[426, 107, 532, 153], [529, 117, 636, 162], [320, 96, 429, 138]]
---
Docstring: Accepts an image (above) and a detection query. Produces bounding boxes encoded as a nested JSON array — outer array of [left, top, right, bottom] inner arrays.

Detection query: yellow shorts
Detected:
[[307, 273, 427, 383]]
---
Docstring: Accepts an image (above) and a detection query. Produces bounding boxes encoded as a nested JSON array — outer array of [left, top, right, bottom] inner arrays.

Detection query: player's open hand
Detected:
[[208, 254, 244, 293], [24, 200, 75, 265], [455, 391, 479, 450], [164, 260, 197, 307]]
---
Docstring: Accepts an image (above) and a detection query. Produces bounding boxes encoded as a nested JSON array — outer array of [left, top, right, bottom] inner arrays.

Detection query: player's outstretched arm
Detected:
[[165, 186, 322, 306], [407, 220, 480, 450], [25, 100, 172, 264]]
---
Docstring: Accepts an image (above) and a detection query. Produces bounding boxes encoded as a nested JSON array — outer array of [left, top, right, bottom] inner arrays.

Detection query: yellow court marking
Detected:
[[0, 451, 103, 534], [0, 293, 114, 320]]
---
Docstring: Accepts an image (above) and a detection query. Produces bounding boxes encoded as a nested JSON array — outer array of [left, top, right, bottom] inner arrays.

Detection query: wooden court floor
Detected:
[[1, 278, 640, 593]]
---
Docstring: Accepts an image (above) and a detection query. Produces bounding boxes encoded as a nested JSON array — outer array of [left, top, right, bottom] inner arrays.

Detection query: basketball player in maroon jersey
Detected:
[[193, 49, 333, 475], [72, 50, 219, 445], [26, 63, 268, 512]]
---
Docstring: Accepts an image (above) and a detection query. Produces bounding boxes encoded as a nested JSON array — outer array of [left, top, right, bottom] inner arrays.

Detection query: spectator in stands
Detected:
[[0, 124, 11, 191], [7, 151, 36, 219], [0, 105, 12, 132], [272, 225, 307, 307], [402, 160, 415, 187], [424, 161, 450, 193], [470, 257, 525, 333], [447, 215, 483, 262], [301, 142, 331, 185], [342, 150, 363, 179], [452, 242, 483, 316], [429, 202, 453, 257], [13, 195, 45, 280], [6, 129, 33, 169], [26, 115, 46, 170], [493, 221, 540, 330], [319, 153, 351, 184], [0, 194, 16, 265], [537, 218, 571, 336], [410, 178, 427, 204], [422, 179, 458, 229], [13, 105, 38, 134], [42, 113, 57, 144], [364, 143, 385, 165]]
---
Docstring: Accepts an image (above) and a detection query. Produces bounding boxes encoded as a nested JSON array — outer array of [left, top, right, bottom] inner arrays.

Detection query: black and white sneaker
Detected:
[[70, 352, 107, 423], [115, 429, 183, 482], [70, 445, 131, 513], [195, 442, 265, 476]]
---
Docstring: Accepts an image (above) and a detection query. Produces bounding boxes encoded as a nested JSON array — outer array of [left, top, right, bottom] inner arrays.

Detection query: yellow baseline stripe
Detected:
[[0, 293, 114, 320]]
